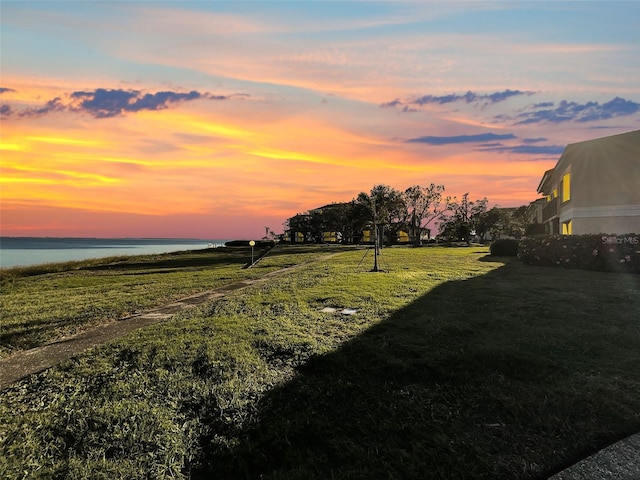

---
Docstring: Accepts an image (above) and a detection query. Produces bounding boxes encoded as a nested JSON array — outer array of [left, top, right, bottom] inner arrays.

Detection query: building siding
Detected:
[[537, 130, 640, 235]]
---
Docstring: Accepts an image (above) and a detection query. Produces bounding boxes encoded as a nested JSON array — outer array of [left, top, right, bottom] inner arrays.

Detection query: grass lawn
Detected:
[[0, 245, 338, 358], [1, 245, 639, 479]]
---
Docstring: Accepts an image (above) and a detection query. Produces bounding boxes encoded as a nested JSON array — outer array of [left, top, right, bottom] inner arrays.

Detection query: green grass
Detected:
[[0, 245, 338, 358], [1, 245, 639, 479]]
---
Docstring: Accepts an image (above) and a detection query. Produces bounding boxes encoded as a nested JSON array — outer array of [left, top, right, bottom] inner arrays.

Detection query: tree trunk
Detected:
[[373, 223, 379, 272]]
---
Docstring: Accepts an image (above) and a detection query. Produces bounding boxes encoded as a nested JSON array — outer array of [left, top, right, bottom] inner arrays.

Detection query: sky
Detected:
[[1, 1, 639, 239]]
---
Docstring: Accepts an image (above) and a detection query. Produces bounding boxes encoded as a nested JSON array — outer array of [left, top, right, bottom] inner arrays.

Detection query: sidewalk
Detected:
[[0, 285, 239, 389], [550, 433, 640, 479]]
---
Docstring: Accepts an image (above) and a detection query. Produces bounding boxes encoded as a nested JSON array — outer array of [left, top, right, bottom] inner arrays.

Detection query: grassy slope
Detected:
[[0, 245, 333, 358], [1, 246, 639, 479]]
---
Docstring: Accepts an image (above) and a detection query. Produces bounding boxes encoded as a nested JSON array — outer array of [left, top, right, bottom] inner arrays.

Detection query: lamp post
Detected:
[[249, 240, 255, 265]]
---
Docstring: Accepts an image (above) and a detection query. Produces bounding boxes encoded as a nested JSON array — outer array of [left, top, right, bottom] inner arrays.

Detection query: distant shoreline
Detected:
[[0, 236, 224, 242], [0, 237, 232, 269]]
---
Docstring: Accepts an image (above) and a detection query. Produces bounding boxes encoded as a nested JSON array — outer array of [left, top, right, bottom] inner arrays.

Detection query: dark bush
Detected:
[[225, 240, 275, 248], [525, 223, 546, 236], [490, 239, 519, 256], [519, 233, 640, 273]]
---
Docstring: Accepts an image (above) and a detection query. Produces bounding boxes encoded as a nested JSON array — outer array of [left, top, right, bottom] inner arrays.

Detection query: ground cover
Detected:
[[1, 246, 639, 479], [0, 245, 338, 358]]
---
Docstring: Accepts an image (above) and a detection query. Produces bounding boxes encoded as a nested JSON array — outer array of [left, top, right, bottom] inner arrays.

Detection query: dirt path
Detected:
[[0, 253, 340, 390]]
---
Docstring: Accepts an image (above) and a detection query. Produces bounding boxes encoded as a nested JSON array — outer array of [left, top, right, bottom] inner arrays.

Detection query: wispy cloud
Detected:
[[478, 144, 565, 156], [3, 88, 234, 119], [70, 89, 218, 118], [380, 98, 403, 108], [19, 98, 66, 117], [0, 88, 16, 94], [405, 132, 564, 157], [415, 89, 534, 106], [513, 97, 640, 124], [406, 132, 516, 145], [383, 90, 535, 110], [531, 102, 553, 109]]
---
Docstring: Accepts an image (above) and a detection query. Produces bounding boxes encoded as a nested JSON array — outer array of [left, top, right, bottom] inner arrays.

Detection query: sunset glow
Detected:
[[1, 1, 639, 239]]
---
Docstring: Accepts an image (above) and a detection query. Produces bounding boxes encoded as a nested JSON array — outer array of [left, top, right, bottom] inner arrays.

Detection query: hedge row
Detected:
[[518, 234, 640, 273]]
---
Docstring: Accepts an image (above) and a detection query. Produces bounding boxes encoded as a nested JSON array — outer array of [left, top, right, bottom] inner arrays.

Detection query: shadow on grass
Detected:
[[0, 317, 74, 353], [194, 262, 640, 479]]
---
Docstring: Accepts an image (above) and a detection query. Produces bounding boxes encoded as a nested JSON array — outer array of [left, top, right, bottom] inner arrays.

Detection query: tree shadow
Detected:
[[0, 317, 73, 353], [193, 261, 640, 479]]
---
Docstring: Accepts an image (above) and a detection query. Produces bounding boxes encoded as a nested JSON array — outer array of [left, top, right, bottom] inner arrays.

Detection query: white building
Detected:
[[536, 130, 640, 235]]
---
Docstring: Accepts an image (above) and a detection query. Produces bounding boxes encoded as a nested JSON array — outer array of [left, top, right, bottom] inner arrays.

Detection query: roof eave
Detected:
[[537, 168, 555, 194]]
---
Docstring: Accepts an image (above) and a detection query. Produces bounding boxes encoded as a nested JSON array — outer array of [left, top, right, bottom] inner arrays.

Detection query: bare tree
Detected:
[[403, 184, 447, 245], [438, 193, 488, 243]]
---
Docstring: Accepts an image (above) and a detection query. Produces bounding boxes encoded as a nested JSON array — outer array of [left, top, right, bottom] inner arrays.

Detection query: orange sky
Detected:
[[1, 2, 639, 239]]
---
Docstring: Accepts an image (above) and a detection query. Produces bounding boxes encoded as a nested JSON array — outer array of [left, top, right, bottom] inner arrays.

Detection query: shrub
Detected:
[[225, 240, 275, 248], [525, 223, 546, 236], [519, 234, 640, 273], [490, 239, 519, 257]]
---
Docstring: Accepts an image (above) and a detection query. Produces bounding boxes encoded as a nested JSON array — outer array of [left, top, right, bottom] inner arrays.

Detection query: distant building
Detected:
[[527, 198, 547, 225], [536, 130, 640, 235], [284, 203, 350, 244]]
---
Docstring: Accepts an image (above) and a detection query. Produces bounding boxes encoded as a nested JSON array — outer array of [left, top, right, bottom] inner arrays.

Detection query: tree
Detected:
[[475, 206, 507, 241], [356, 184, 406, 270], [377, 186, 407, 246], [403, 184, 447, 245], [311, 203, 353, 243], [342, 200, 372, 244], [356, 184, 406, 245], [468, 197, 489, 239], [284, 213, 313, 243], [510, 204, 542, 238], [438, 193, 488, 243], [263, 226, 278, 241]]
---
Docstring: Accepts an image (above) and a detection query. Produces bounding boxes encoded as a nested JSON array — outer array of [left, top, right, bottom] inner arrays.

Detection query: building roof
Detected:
[[537, 168, 556, 194], [537, 129, 640, 194], [564, 128, 639, 150]]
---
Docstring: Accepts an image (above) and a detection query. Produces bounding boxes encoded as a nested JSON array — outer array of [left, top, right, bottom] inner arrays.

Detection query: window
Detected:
[[562, 220, 572, 235], [562, 172, 571, 202]]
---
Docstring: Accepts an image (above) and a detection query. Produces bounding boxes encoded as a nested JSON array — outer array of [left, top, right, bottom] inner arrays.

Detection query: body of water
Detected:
[[0, 237, 231, 268]]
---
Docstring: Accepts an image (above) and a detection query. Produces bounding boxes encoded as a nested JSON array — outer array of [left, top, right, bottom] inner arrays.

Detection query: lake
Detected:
[[0, 237, 231, 268]]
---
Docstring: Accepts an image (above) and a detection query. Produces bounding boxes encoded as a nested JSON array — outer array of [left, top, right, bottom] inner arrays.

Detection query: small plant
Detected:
[[490, 239, 519, 256]]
